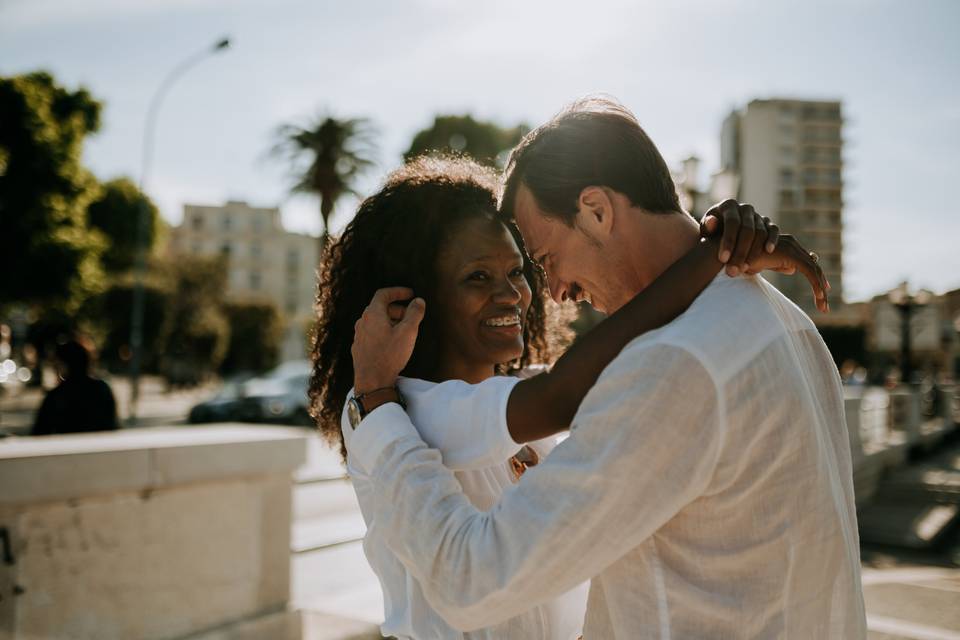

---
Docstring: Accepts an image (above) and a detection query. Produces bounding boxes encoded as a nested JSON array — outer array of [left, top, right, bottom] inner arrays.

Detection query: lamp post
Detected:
[[888, 282, 932, 386], [127, 37, 231, 425]]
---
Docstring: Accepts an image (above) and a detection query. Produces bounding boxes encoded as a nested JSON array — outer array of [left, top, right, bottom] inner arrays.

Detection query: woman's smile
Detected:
[[433, 217, 533, 383]]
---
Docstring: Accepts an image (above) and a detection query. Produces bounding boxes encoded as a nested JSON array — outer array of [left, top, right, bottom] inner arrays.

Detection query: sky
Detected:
[[2, 0, 958, 301]]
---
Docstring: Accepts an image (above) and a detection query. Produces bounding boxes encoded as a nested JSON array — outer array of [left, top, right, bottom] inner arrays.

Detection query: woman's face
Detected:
[[432, 216, 533, 383]]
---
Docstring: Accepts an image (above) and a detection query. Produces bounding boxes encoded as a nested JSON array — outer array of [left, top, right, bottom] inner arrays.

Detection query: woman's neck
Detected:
[[430, 360, 496, 384]]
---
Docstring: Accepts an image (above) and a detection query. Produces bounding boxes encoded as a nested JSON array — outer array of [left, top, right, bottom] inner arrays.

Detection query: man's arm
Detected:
[[347, 343, 721, 631]]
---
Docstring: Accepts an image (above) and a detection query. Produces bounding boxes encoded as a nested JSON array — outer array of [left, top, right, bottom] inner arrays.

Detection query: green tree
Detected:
[[272, 115, 377, 252], [81, 278, 169, 373], [86, 177, 165, 273], [0, 71, 106, 314], [220, 301, 283, 375], [405, 115, 527, 167], [156, 255, 230, 386]]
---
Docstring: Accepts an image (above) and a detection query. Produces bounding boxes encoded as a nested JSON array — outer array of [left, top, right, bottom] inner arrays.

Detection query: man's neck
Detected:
[[620, 209, 700, 293]]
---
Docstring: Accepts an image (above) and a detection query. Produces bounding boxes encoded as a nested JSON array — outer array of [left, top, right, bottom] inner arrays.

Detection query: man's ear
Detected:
[[577, 186, 615, 238]]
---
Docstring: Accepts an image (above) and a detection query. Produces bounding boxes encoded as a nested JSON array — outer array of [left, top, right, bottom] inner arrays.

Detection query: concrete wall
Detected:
[[0, 426, 307, 640]]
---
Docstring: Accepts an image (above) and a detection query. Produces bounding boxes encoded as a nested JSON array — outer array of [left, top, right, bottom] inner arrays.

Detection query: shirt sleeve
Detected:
[[346, 375, 524, 473], [356, 343, 722, 631]]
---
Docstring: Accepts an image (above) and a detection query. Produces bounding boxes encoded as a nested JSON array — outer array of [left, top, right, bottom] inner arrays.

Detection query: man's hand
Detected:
[[352, 287, 426, 394], [700, 199, 780, 277], [744, 234, 831, 313]]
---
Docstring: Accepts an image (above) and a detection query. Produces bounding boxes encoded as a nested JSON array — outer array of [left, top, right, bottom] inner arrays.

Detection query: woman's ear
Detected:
[[577, 186, 615, 238]]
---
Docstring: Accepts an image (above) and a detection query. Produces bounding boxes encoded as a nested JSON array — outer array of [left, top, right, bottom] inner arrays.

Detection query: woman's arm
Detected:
[[506, 233, 827, 443], [506, 236, 722, 442]]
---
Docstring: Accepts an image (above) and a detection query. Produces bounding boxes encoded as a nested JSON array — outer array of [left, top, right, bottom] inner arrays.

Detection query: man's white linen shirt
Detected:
[[346, 274, 867, 639], [342, 372, 589, 639]]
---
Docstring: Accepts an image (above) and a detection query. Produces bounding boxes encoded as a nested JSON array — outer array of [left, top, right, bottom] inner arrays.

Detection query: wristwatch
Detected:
[[347, 386, 406, 430]]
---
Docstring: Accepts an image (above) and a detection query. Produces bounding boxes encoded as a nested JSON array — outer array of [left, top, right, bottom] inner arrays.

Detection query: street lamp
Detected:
[[888, 282, 932, 386], [128, 36, 232, 425]]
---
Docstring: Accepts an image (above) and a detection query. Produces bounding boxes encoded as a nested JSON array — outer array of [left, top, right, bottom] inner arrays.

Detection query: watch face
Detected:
[[347, 397, 363, 429]]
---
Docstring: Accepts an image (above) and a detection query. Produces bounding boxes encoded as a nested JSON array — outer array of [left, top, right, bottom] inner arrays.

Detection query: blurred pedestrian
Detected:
[[32, 339, 119, 435]]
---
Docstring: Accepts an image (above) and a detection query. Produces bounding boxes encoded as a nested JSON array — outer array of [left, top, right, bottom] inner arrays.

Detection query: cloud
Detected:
[[2, 0, 231, 30]]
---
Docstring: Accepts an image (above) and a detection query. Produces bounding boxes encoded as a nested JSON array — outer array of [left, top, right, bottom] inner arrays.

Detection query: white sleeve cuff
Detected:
[[345, 400, 421, 475]]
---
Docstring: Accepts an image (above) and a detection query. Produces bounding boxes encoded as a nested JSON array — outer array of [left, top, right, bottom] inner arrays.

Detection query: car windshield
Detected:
[[286, 374, 309, 393], [212, 381, 243, 401]]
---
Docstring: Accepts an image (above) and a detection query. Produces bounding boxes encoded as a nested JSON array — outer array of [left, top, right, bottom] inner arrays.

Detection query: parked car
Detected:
[[188, 361, 313, 426], [187, 376, 249, 424], [236, 361, 313, 426]]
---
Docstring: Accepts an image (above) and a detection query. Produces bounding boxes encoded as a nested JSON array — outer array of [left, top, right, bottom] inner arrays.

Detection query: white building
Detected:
[[720, 98, 845, 315], [169, 201, 319, 362]]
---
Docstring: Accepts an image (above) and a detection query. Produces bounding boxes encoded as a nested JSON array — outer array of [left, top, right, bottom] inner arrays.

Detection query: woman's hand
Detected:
[[744, 235, 831, 312], [700, 199, 780, 277], [699, 199, 829, 313]]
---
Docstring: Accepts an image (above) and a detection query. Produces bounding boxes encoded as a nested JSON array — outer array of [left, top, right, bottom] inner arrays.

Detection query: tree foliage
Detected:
[[0, 71, 106, 313], [81, 279, 170, 372], [87, 177, 164, 273], [220, 301, 283, 375], [405, 115, 527, 167], [155, 255, 230, 384], [272, 115, 377, 247]]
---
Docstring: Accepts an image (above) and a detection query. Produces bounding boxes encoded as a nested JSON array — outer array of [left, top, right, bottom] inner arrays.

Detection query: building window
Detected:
[[192, 215, 204, 230], [249, 271, 261, 291], [285, 297, 298, 314], [192, 243, 203, 254], [780, 168, 795, 185], [220, 243, 231, 258], [251, 242, 261, 260], [222, 214, 232, 231], [286, 248, 299, 273]]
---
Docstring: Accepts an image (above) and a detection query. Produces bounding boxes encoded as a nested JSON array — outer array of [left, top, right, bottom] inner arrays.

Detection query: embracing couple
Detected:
[[310, 97, 866, 639]]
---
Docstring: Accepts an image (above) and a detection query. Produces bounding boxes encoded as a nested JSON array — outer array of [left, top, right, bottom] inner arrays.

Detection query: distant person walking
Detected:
[[32, 340, 119, 435]]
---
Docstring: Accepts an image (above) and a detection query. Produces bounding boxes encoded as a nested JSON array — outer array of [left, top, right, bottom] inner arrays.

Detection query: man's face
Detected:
[[513, 185, 625, 314]]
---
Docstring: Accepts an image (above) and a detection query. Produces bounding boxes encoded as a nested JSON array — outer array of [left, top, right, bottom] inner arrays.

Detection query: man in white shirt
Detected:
[[345, 97, 866, 638]]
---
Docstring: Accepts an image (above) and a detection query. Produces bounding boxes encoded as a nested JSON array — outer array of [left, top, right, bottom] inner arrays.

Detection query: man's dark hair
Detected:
[[500, 96, 681, 225]]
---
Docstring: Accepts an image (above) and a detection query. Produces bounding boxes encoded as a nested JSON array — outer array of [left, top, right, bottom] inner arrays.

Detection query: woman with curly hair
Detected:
[[311, 155, 821, 639]]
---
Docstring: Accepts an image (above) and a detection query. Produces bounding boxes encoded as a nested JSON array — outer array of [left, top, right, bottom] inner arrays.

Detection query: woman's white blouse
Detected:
[[341, 373, 589, 640]]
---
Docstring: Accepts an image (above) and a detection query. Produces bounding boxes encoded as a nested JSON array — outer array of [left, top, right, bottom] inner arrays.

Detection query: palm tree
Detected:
[[273, 115, 377, 254]]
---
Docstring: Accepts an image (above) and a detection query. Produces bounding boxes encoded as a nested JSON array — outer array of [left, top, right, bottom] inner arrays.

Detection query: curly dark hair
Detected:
[[310, 155, 570, 462]]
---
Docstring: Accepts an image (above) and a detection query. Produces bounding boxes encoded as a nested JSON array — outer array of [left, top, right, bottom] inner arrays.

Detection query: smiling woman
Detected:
[[310, 154, 568, 462], [310, 154, 588, 639]]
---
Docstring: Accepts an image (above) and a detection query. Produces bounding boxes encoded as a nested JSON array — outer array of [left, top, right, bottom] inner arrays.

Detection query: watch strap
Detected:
[[355, 386, 405, 417]]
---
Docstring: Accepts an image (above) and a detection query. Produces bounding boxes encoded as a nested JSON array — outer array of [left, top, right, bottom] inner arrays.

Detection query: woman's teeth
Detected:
[[484, 316, 520, 327]]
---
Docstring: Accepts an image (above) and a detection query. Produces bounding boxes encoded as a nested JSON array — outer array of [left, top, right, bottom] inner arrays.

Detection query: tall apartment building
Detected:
[[721, 99, 844, 314], [169, 201, 319, 362]]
